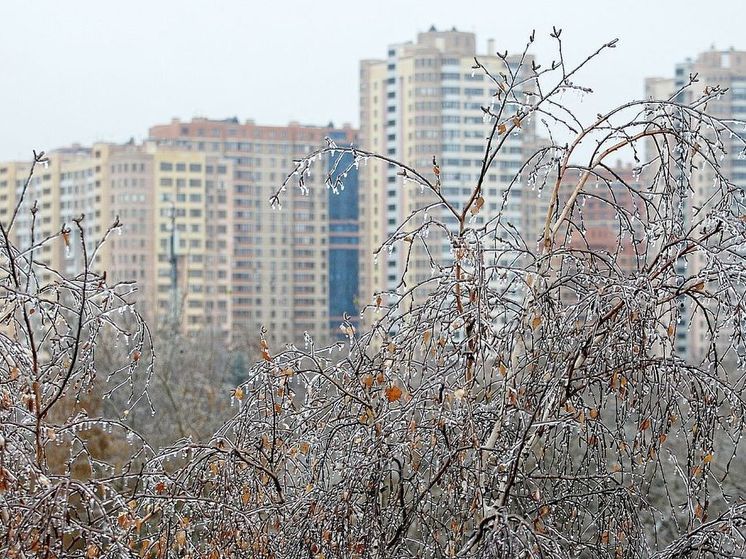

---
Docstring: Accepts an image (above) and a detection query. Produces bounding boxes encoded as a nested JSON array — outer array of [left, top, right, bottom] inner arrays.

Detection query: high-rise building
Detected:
[[146, 145, 236, 336], [0, 142, 237, 338], [358, 27, 534, 312], [0, 162, 23, 231], [645, 48, 746, 361], [2, 119, 359, 347], [148, 118, 358, 347], [326, 129, 360, 337]]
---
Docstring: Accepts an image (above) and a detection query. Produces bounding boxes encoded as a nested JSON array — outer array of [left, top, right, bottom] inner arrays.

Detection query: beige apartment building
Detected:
[[359, 27, 535, 314], [0, 142, 236, 338], [148, 118, 357, 348], [2, 118, 357, 347], [1, 156, 64, 283], [645, 48, 746, 361]]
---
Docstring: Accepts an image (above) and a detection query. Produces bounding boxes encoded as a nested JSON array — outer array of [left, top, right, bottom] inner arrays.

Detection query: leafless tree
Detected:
[[97, 327, 237, 449], [0, 150, 155, 557], [139, 31, 745, 558]]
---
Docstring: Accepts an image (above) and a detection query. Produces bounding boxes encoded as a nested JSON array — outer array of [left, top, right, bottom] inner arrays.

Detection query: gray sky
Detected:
[[1, 0, 744, 160]]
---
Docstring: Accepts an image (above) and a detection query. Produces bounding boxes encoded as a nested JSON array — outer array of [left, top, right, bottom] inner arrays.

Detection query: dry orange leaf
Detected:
[[385, 385, 402, 402], [233, 387, 244, 401], [639, 418, 651, 431], [703, 452, 714, 464], [531, 315, 542, 330], [470, 196, 485, 215], [498, 123, 507, 135], [260, 339, 271, 362], [361, 374, 373, 389], [694, 503, 705, 520]]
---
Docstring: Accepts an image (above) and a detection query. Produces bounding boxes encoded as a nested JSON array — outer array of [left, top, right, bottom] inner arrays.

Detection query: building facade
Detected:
[[358, 27, 535, 313], [0, 142, 239, 338], [645, 48, 746, 361], [326, 129, 360, 336], [148, 118, 357, 347]]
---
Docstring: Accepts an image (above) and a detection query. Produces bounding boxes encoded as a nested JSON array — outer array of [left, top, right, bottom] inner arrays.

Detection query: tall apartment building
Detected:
[[326, 129, 360, 336], [358, 27, 534, 308], [2, 120, 359, 347], [0, 142, 236, 338], [148, 118, 358, 347], [2, 156, 63, 283], [645, 48, 746, 360]]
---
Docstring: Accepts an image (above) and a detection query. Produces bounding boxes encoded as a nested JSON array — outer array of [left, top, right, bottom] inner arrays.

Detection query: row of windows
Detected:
[[413, 101, 486, 111], [413, 72, 486, 82], [159, 192, 205, 202], [159, 177, 204, 187], [159, 162, 205, 172], [111, 163, 146, 174]]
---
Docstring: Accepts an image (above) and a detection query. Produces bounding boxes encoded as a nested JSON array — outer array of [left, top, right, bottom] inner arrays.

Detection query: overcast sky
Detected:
[[1, 0, 744, 160]]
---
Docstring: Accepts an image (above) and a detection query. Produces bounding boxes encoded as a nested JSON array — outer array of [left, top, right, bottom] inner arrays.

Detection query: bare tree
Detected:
[[133, 31, 746, 558], [97, 327, 237, 449], [3, 30, 746, 559], [0, 150, 155, 557]]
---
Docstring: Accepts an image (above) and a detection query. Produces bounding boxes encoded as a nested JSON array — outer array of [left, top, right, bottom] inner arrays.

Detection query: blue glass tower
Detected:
[[327, 128, 359, 337]]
